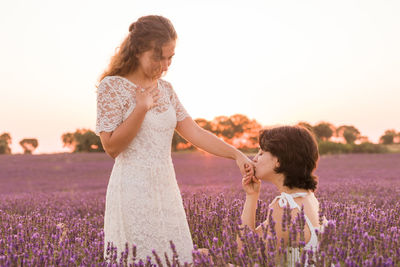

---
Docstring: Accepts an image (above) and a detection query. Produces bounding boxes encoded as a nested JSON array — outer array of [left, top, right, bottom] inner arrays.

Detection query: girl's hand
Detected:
[[242, 172, 261, 196], [136, 84, 160, 111]]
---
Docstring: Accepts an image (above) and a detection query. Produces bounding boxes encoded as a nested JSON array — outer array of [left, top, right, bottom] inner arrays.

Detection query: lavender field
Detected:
[[0, 152, 399, 266]]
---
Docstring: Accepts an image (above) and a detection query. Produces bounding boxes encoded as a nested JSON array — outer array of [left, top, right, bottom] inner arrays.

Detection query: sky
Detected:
[[1, 0, 399, 154]]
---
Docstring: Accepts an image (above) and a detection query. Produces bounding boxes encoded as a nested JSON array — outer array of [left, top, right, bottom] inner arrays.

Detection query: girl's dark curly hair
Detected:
[[259, 125, 319, 191]]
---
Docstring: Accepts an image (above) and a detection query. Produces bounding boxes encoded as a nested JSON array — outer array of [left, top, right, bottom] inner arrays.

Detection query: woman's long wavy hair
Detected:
[[98, 15, 177, 83]]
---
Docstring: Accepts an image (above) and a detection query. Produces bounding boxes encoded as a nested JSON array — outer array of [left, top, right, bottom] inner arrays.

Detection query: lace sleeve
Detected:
[[168, 82, 190, 122], [95, 77, 123, 136]]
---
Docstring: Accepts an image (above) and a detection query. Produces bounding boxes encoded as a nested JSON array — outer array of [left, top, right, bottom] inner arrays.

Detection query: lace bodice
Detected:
[[95, 76, 190, 164]]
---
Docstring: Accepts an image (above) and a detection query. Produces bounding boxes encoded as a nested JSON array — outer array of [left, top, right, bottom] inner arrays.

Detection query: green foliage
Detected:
[[381, 135, 394, 145], [318, 141, 352, 155], [0, 133, 12, 154], [213, 116, 236, 139], [384, 144, 400, 153], [352, 142, 387, 153], [312, 124, 390, 154], [313, 122, 334, 141], [343, 130, 357, 144], [61, 129, 104, 153], [337, 125, 361, 144], [0, 139, 11, 154], [230, 114, 251, 134], [19, 138, 39, 154], [380, 129, 397, 145], [318, 141, 387, 155]]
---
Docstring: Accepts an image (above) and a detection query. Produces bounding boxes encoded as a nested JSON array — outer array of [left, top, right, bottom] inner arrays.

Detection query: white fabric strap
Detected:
[[271, 192, 308, 210], [270, 192, 317, 238]]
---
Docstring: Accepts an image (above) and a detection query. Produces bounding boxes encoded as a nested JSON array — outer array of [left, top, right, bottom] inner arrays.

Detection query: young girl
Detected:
[[240, 125, 328, 266]]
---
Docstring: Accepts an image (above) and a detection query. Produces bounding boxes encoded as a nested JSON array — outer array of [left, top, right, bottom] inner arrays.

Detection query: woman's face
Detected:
[[137, 40, 176, 80], [253, 149, 279, 181]]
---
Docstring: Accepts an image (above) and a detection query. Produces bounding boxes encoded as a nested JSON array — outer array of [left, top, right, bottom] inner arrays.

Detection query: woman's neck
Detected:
[[124, 71, 157, 89]]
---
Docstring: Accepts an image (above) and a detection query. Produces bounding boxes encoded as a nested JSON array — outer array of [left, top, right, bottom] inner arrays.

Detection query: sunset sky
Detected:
[[1, 0, 399, 154]]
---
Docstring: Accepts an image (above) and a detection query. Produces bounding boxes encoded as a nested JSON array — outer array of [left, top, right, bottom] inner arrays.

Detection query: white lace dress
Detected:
[[95, 76, 194, 264]]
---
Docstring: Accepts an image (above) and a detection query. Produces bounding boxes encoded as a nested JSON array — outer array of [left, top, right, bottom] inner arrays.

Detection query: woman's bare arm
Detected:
[[175, 117, 254, 175], [100, 104, 148, 159]]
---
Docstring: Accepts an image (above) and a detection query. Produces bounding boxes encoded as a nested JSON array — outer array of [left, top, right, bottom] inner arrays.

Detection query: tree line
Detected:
[[172, 115, 262, 152], [0, 115, 399, 155], [0, 133, 39, 155]]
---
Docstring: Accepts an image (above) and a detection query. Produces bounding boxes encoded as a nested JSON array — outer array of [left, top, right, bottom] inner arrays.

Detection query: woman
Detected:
[[95, 15, 254, 264], [240, 126, 328, 266]]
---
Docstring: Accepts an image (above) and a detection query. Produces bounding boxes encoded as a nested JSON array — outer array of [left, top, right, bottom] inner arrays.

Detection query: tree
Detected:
[[243, 118, 262, 148], [210, 114, 259, 141], [62, 132, 75, 149], [230, 114, 251, 134], [379, 129, 397, 145], [0, 132, 12, 154], [230, 115, 262, 149], [336, 125, 361, 144], [61, 129, 104, 152], [171, 114, 263, 151], [19, 138, 39, 154], [211, 116, 235, 139], [313, 122, 335, 141]]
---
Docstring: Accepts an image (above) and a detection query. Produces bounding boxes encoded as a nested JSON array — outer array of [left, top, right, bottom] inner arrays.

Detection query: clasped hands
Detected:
[[242, 163, 261, 196], [235, 153, 261, 195]]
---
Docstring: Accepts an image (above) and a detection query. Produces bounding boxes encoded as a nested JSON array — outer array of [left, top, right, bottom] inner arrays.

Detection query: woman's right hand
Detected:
[[136, 84, 160, 111]]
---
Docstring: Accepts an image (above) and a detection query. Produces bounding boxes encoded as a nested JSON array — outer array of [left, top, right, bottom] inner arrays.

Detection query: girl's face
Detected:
[[137, 40, 176, 80], [253, 149, 279, 181]]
